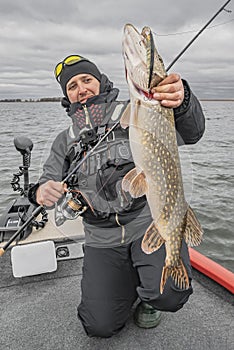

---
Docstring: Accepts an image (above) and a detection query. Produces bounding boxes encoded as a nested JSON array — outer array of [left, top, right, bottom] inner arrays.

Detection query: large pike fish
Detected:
[[121, 24, 203, 294]]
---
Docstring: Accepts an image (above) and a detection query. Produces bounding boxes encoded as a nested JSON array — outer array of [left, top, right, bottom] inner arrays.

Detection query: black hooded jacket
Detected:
[[28, 74, 205, 247]]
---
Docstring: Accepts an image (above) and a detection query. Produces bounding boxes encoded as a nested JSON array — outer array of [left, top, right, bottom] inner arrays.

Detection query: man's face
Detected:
[[66, 73, 100, 104]]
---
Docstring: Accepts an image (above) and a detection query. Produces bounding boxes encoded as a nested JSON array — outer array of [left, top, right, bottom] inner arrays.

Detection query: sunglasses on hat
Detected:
[[54, 55, 88, 82]]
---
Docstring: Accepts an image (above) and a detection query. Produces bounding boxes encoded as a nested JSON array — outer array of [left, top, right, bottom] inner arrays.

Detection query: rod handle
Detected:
[[0, 205, 43, 256]]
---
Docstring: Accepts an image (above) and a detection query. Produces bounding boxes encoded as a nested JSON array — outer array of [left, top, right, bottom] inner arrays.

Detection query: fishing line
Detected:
[[166, 0, 232, 71], [153, 18, 234, 37]]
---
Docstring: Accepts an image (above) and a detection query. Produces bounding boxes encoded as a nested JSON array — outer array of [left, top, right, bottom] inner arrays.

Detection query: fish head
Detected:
[[122, 24, 167, 100]]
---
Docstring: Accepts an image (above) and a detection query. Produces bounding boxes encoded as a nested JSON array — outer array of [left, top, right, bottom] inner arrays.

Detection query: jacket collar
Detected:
[[67, 74, 119, 117]]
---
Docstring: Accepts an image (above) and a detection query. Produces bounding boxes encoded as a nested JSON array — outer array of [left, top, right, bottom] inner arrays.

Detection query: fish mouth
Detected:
[[131, 78, 154, 100], [123, 25, 150, 88], [123, 24, 165, 97]]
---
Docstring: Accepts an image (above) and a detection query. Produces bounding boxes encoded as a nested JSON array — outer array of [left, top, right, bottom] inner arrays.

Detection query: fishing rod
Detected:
[[0, 205, 43, 256], [0, 121, 120, 256], [62, 120, 120, 184], [166, 0, 232, 71], [1, 1, 231, 256]]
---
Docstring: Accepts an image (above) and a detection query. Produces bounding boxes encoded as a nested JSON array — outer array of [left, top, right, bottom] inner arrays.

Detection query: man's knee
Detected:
[[77, 316, 125, 338], [138, 280, 193, 312], [149, 284, 193, 312], [77, 302, 126, 338]]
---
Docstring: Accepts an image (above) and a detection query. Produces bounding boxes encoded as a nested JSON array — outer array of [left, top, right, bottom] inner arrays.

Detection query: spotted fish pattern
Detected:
[[121, 24, 203, 294]]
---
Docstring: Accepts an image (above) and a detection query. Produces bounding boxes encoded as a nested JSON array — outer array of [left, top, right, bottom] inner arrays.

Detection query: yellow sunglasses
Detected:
[[54, 55, 86, 82]]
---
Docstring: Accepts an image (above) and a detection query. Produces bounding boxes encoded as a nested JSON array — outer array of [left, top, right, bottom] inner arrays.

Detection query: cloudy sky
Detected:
[[0, 0, 233, 100]]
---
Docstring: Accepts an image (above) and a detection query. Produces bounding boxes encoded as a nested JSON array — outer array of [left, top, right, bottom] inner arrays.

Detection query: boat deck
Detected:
[[1, 241, 233, 350]]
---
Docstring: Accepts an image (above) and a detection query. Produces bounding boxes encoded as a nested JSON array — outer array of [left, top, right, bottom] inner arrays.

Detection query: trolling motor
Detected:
[[12, 136, 33, 196], [0, 136, 48, 244]]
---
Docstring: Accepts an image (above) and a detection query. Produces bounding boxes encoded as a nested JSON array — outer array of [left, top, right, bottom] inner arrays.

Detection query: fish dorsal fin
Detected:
[[141, 221, 165, 254], [184, 206, 203, 246]]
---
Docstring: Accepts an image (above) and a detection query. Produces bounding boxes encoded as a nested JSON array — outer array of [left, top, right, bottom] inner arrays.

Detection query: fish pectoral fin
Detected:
[[122, 167, 138, 192], [160, 259, 190, 294], [120, 103, 131, 129], [141, 221, 165, 254], [184, 206, 203, 246], [129, 171, 147, 197]]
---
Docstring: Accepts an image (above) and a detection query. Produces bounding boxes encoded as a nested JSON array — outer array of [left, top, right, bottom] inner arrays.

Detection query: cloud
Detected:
[[0, 0, 233, 99]]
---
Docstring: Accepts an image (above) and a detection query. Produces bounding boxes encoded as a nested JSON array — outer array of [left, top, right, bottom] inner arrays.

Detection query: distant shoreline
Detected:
[[0, 97, 61, 103], [0, 98, 234, 103]]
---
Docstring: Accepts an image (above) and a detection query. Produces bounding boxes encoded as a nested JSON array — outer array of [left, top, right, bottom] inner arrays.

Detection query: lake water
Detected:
[[0, 101, 233, 272]]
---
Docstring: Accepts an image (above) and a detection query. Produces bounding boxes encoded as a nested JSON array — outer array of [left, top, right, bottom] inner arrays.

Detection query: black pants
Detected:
[[77, 235, 193, 338]]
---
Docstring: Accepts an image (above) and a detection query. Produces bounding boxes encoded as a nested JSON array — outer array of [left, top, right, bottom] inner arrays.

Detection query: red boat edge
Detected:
[[189, 247, 234, 294]]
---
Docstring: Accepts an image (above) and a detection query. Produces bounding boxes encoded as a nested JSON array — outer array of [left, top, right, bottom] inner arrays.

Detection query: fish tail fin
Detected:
[[160, 258, 190, 294], [141, 221, 165, 254], [184, 206, 203, 247]]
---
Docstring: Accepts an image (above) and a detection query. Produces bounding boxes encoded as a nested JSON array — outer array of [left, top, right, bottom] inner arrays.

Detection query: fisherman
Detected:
[[28, 55, 205, 338]]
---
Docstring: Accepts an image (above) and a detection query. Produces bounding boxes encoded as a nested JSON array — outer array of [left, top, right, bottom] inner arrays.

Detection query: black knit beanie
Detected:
[[59, 59, 102, 97]]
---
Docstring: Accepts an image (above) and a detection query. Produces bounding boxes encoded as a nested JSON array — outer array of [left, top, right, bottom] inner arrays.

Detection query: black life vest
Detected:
[[64, 101, 146, 219]]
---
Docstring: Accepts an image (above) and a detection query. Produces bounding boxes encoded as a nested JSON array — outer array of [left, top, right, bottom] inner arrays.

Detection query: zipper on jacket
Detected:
[[83, 104, 91, 127], [115, 213, 125, 244]]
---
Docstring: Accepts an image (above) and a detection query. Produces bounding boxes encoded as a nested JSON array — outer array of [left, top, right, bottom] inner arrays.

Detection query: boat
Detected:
[[0, 136, 233, 349]]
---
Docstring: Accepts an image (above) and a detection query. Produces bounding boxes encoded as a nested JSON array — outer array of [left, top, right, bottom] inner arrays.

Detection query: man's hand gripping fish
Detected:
[[121, 24, 203, 294]]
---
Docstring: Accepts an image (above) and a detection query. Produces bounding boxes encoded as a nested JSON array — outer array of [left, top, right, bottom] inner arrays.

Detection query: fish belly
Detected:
[[129, 99, 187, 232], [127, 98, 195, 293]]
